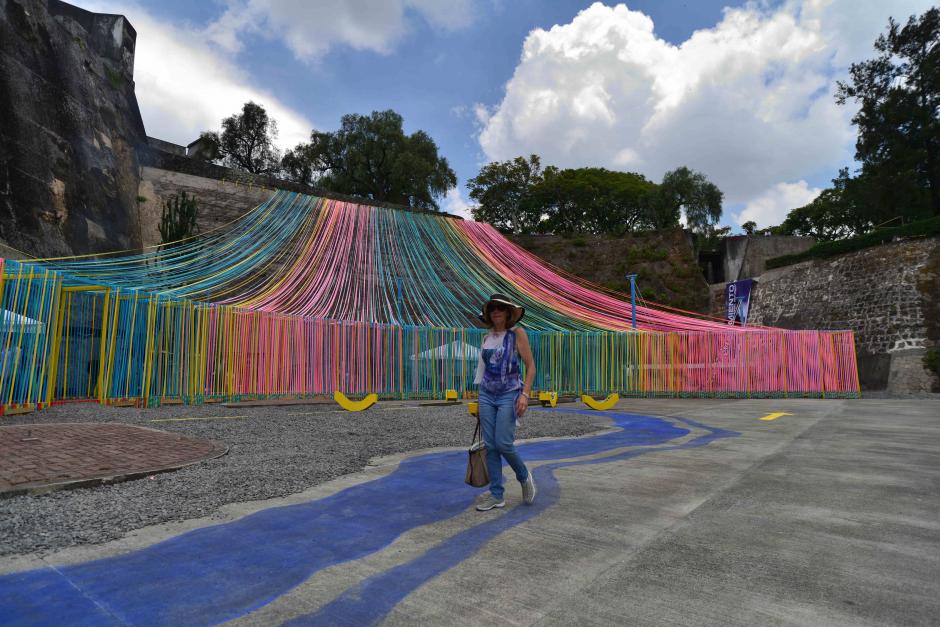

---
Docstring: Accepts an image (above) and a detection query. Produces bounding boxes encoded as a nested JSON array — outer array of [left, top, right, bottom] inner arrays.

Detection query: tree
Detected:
[[281, 142, 317, 186], [778, 168, 871, 240], [199, 102, 281, 175], [468, 159, 659, 235], [160, 191, 199, 245], [529, 167, 658, 235], [283, 110, 456, 210], [657, 166, 723, 233], [741, 221, 757, 235], [467, 155, 546, 233], [836, 8, 940, 218]]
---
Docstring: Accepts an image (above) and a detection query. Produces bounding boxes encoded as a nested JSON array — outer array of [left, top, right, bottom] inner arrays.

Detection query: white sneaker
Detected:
[[521, 467, 536, 505], [476, 493, 505, 511]]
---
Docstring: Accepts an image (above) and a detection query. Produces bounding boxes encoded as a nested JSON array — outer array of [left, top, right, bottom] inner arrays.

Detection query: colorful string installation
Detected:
[[0, 192, 860, 412]]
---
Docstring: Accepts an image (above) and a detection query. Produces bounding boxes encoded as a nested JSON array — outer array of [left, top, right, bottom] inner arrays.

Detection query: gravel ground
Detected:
[[0, 401, 609, 557]]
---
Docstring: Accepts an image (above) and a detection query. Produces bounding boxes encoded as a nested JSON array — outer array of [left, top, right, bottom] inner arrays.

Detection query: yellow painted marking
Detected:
[[151, 415, 248, 422], [333, 391, 378, 412], [759, 412, 792, 421], [580, 393, 619, 411]]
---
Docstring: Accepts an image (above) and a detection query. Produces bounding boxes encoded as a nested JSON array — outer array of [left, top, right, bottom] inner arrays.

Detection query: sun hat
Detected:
[[479, 293, 525, 327]]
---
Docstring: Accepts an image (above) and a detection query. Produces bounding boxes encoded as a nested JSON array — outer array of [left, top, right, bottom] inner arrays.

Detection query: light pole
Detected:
[[625, 273, 637, 330]]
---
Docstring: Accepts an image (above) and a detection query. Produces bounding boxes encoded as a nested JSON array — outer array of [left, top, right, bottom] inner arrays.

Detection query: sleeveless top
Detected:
[[474, 329, 522, 394]]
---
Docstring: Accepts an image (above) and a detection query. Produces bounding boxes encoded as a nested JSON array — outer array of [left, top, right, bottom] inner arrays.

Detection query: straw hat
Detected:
[[479, 293, 525, 327]]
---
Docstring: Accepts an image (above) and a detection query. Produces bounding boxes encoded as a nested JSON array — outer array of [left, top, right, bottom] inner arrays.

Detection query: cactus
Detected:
[[159, 191, 199, 245]]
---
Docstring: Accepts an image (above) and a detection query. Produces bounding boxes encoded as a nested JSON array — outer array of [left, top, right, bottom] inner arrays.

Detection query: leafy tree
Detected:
[[283, 110, 456, 210], [778, 168, 872, 240], [468, 158, 661, 235], [199, 102, 281, 175], [160, 191, 199, 245], [529, 167, 658, 235], [836, 8, 940, 218], [467, 155, 546, 233], [657, 166, 723, 233], [741, 221, 757, 235], [281, 142, 317, 186]]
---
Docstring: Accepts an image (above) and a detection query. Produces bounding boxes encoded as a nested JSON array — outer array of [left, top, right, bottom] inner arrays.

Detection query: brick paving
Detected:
[[0, 423, 227, 496]]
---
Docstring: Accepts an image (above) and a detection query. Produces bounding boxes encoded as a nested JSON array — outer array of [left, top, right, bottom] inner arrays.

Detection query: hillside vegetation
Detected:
[[511, 229, 709, 314]]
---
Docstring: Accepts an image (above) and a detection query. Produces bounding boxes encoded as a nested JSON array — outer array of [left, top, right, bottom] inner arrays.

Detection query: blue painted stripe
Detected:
[[0, 413, 737, 626], [287, 414, 737, 626]]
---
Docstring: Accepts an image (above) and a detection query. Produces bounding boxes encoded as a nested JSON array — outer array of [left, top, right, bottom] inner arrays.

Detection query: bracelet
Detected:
[[520, 391, 530, 399]]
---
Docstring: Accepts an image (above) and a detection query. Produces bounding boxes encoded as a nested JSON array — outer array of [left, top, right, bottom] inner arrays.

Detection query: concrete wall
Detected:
[[726, 237, 940, 394], [722, 235, 816, 281]]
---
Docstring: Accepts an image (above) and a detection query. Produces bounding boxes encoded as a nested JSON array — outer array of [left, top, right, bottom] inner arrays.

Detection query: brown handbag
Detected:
[[465, 421, 490, 487]]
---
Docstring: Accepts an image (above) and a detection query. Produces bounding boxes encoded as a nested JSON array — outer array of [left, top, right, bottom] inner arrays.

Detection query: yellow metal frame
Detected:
[[42, 285, 112, 406]]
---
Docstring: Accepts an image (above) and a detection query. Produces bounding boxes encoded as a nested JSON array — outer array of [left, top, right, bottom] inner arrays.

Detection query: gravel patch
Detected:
[[0, 401, 608, 557]]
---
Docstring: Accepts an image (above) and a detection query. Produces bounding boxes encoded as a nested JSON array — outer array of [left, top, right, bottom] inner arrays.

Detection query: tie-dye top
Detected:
[[473, 330, 522, 394]]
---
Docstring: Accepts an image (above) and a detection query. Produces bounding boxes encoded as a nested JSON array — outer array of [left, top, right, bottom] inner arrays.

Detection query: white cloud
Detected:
[[75, 1, 315, 150], [441, 188, 474, 220], [735, 180, 822, 228], [478, 0, 933, 221], [207, 0, 476, 62]]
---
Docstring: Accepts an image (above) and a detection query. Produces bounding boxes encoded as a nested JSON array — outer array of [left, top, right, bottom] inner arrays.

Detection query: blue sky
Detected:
[[77, 0, 933, 227]]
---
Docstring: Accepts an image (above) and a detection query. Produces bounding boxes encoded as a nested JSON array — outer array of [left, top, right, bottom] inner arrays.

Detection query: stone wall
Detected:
[[0, 0, 147, 257], [137, 167, 275, 247], [512, 230, 710, 314], [735, 237, 940, 393]]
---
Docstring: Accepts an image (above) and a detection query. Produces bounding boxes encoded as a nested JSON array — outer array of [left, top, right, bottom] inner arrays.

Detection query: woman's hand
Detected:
[[515, 392, 529, 418]]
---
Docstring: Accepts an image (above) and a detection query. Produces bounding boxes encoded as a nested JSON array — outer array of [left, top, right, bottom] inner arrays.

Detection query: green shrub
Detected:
[[925, 349, 940, 378], [104, 66, 123, 89], [645, 247, 669, 261], [767, 216, 940, 269]]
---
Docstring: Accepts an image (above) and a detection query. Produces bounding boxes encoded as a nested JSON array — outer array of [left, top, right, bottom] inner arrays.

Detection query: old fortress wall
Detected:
[[713, 237, 940, 393]]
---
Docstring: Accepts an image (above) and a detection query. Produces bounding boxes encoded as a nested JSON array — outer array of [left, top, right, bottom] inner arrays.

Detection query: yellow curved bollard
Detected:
[[537, 391, 557, 408], [333, 391, 378, 412], [468, 401, 479, 418], [580, 393, 619, 411]]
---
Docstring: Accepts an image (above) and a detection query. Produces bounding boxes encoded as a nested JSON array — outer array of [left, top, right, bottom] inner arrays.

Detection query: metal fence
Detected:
[[0, 258, 860, 413]]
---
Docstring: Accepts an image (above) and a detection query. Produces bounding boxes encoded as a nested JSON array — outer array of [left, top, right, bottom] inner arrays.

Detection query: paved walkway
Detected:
[[0, 423, 228, 496], [0, 399, 938, 625]]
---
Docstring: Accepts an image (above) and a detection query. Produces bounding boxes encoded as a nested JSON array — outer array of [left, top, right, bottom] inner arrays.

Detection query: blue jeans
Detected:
[[478, 388, 530, 499]]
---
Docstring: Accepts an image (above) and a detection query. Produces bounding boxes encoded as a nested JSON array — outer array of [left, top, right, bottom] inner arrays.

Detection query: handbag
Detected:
[[465, 421, 490, 487]]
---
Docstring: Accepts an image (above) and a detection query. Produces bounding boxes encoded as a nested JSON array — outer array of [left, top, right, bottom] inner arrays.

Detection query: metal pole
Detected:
[[396, 278, 403, 323], [625, 273, 637, 330]]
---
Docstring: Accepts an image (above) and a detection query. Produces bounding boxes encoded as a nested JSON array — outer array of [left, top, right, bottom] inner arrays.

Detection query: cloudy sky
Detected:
[[75, 0, 933, 229]]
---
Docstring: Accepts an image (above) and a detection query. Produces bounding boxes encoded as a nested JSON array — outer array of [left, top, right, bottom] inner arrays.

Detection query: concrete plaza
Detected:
[[1, 397, 937, 625]]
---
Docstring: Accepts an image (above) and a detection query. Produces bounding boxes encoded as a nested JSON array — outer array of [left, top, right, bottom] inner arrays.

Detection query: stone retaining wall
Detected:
[[137, 166, 274, 247], [713, 237, 939, 393]]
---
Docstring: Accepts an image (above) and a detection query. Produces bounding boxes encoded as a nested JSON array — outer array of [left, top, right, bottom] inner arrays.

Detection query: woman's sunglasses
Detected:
[[488, 303, 510, 313]]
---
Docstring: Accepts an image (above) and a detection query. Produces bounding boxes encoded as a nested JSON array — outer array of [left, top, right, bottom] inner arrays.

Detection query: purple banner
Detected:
[[725, 279, 754, 326]]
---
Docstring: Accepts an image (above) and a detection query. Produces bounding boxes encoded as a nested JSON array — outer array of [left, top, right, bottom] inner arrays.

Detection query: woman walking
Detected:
[[474, 293, 537, 511]]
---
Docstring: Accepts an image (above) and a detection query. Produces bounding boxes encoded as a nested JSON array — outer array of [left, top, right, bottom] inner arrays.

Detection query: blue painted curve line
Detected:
[[0, 412, 737, 626], [287, 413, 737, 626]]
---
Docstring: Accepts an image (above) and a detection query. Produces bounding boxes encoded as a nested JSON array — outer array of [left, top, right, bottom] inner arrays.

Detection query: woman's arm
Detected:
[[514, 326, 535, 417]]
